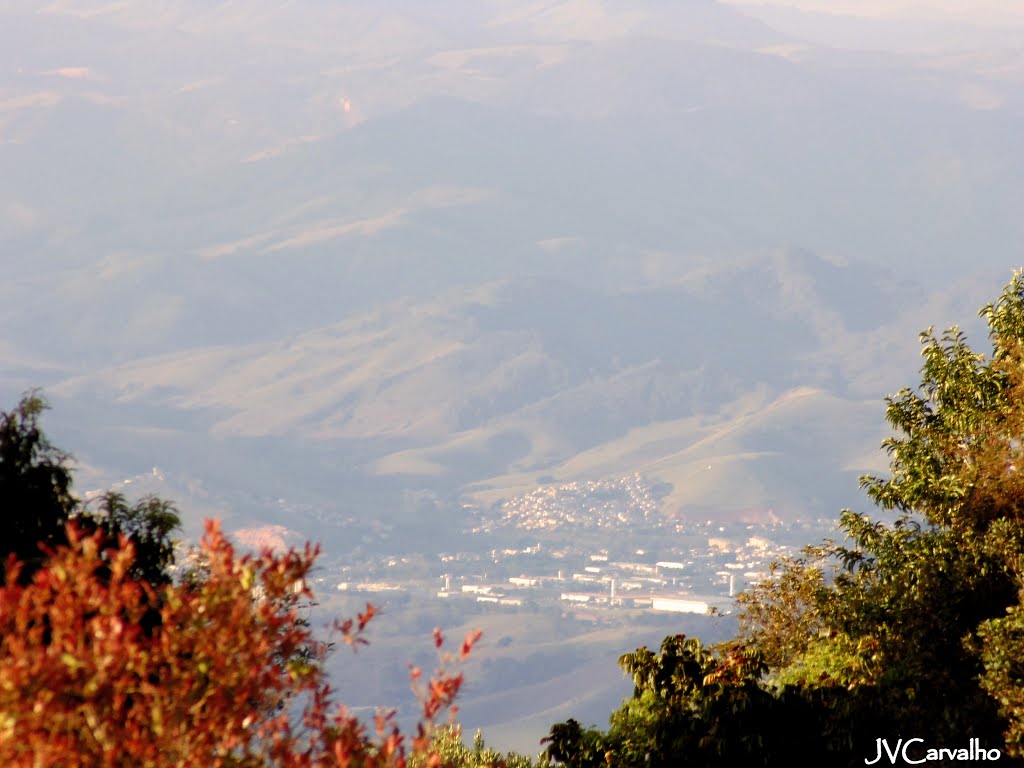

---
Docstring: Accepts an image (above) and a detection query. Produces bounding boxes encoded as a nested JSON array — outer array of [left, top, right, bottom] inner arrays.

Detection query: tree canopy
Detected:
[[0, 392, 180, 586], [544, 269, 1024, 767], [0, 393, 78, 582]]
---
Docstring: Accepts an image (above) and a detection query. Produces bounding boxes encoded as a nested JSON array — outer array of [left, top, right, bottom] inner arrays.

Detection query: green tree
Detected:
[[0, 392, 77, 583], [546, 270, 1024, 766], [421, 726, 543, 768], [0, 392, 181, 586], [734, 273, 1024, 757], [86, 490, 181, 586]]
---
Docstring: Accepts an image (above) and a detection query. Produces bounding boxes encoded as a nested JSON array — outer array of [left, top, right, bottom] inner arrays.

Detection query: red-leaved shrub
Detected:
[[0, 519, 478, 767]]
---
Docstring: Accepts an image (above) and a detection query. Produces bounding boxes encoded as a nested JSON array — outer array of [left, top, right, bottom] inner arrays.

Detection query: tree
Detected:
[[86, 490, 181, 586], [0, 518, 479, 767], [545, 270, 1024, 766], [0, 392, 77, 583], [540, 634, 871, 768], [0, 392, 181, 586], [423, 725, 543, 768], [733, 272, 1024, 757]]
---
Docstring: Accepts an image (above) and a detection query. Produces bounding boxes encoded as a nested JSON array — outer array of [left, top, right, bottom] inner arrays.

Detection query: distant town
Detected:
[[94, 469, 839, 622], [313, 473, 838, 621]]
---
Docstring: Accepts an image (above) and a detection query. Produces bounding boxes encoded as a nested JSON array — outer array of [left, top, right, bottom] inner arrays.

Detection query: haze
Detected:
[[1, 0, 1021, 753]]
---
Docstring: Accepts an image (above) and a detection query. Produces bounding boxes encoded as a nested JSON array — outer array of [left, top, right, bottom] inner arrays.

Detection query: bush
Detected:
[[0, 519, 479, 767]]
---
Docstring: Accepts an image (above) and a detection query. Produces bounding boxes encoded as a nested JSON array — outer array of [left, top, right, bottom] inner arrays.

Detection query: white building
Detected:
[[652, 597, 710, 614]]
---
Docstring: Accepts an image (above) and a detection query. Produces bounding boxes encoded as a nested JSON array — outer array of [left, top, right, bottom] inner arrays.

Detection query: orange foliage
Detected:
[[0, 519, 478, 768]]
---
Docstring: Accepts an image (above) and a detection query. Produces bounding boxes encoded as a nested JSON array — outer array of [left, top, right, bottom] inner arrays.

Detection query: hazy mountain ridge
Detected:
[[0, 0, 1015, 526], [45, 251, 991, 523]]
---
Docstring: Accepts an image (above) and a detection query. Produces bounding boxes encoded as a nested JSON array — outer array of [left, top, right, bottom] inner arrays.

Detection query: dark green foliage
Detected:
[[0, 393, 181, 586], [542, 635, 898, 768], [86, 490, 181, 586], [545, 270, 1024, 767], [0, 392, 78, 583], [979, 592, 1024, 756]]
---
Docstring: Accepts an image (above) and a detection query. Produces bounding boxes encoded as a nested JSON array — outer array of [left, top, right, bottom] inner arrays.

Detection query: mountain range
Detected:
[[1, 0, 1020, 537]]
